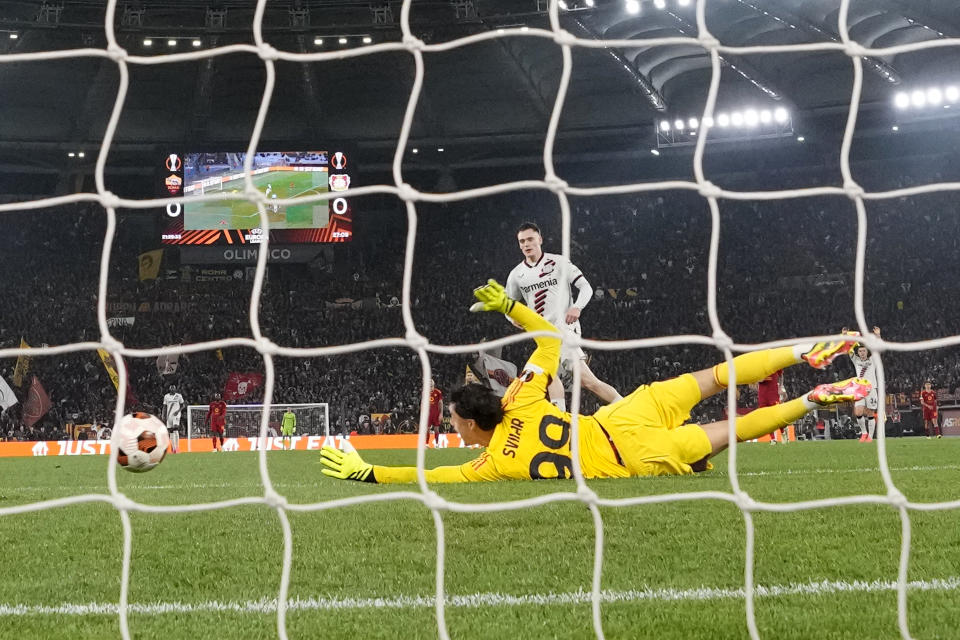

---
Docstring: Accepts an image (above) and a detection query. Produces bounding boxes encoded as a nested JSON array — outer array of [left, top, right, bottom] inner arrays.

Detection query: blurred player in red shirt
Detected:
[[757, 370, 788, 443], [205, 392, 228, 451], [920, 380, 941, 439], [428, 380, 444, 448]]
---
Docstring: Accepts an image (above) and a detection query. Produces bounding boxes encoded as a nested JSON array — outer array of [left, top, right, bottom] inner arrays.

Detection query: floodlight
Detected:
[[651, 149, 660, 156], [688, 117, 698, 129], [412, 148, 419, 154], [585, 0, 595, 6], [678, 0, 691, 5], [796, 136, 805, 142], [910, 90, 926, 107], [558, 0, 568, 9], [78, 152, 85, 158], [891, 125, 899, 131], [730, 111, 744, 127], [759, 109, 772, 124], [192, 39, 202, 47], [68, 152, 75, 158], [626, 0, 640, 15], [893, 92, 909, 109], [927, 88, 943, 105], [339, 37, 348, 44], [702, 116, 714, 127], [9, 33, 18, 39], [945, 86, 960, 103], [674, 119, 684, 130], [660, 120, 670, 132], [654, 0, 666, 8], [143, 38, 152, 46], [773, 107, 788, 123], [314, 37, 323, 45], [717, 113, 730, 127], [437, 147, 444, 152], [744, 109, 759, 126], [363, 36, 372, 44], [167, 39, 176, 47]]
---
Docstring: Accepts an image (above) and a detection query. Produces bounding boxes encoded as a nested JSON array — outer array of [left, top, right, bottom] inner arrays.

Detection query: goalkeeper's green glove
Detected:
[[320, 445, 375, 483], [469, 279, 515, 314]]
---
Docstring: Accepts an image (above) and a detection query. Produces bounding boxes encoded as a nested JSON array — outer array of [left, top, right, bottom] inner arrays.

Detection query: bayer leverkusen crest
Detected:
[[329, 174, 350, 192]]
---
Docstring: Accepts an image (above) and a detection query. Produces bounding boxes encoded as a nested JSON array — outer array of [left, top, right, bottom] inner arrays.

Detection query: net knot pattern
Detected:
[[0, 1, 958, 639]]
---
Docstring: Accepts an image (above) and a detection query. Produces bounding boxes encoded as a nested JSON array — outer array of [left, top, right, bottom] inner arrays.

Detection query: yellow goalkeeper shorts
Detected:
[[592, 374, 712, 476]]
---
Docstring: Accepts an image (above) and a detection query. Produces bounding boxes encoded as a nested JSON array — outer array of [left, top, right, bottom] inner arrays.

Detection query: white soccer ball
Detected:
[[112, 412, 170, 473]]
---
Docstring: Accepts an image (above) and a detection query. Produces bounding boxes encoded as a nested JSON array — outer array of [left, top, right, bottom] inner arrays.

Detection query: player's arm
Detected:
[[320, 446, 500, 483], [471, 279, 560, 379], [503, 271, 523, 328], [565, 261, 592, 324]]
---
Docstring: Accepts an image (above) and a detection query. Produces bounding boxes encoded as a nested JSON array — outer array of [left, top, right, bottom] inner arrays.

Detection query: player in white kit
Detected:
[[843, 326, 881, 442], [505, 222, 622, 410], [162, 384, 185, 453]]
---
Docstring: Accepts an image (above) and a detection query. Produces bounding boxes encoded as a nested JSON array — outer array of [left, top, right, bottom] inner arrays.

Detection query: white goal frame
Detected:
[[1, 1, 959, 640], [185, 402, 330, 451]]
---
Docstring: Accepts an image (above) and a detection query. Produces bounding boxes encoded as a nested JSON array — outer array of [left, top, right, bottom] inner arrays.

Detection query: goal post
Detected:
[[185, 402, 329, 452]]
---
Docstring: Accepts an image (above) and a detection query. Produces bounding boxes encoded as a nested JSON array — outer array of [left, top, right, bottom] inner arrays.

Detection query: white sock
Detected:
[[551, 397, 567, 412], [868, 417, 876, 438], [857, 416, 866, 435]]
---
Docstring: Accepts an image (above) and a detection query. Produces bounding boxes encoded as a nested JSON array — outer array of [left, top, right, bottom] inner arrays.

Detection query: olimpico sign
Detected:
[[180, 245, 325, 264]]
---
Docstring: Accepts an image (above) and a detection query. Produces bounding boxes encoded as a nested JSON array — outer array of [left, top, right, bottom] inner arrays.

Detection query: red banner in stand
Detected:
[[223, 372, 264, 402]]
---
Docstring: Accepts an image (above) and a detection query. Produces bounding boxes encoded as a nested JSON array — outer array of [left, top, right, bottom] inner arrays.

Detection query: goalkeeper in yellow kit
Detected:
[[320, 280, 870, 483]]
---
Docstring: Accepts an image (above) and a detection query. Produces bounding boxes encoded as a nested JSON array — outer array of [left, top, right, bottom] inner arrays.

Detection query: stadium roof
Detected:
[[0, 0, 959, 184]]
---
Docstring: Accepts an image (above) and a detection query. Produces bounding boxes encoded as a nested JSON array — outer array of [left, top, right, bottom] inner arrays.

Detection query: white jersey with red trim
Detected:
[[849, 353, 878, 387], [505, 252, 586, 334]]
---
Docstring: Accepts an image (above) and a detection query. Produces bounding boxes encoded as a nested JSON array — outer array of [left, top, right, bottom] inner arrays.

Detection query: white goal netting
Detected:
[[1, 1, 960, 639]]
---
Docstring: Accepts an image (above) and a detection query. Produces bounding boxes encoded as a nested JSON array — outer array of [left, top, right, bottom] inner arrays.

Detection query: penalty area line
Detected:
[[3, 576, 960, 616]]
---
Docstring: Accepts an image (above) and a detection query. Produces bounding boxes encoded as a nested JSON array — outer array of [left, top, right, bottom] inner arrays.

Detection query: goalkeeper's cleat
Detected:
[[802, 338, 860, 369], [807, 377, 872, 406]]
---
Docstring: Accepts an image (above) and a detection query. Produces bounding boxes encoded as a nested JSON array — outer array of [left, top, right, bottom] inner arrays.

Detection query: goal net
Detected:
[[185, 402, 329, 451], [1, 0, 958, 639]]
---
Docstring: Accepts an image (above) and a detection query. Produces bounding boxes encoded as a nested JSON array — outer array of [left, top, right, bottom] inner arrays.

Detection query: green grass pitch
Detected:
[[184, 170, 327, 231], [2, 439, 960, 639]]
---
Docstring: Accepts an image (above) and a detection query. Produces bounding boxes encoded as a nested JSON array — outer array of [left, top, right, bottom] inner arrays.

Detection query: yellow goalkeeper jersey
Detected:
[[373, 303, 628, 483]]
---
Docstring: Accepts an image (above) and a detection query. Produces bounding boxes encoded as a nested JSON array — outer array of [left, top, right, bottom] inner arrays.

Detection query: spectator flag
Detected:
[[13, 337, 31, 387], [478, 353, 518, 397], [156, 348, 180, 375], [23, 376, 51, 428], [224, 372, 264, 402], [0, 375, 18, 412], [138, 249, 163, 281], [98, 348, 121, 389], [97, 349, 139, 407]]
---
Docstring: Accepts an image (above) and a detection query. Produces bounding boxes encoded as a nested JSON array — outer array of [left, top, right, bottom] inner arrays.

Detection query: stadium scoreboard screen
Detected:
[[160, 150, 353, 245]]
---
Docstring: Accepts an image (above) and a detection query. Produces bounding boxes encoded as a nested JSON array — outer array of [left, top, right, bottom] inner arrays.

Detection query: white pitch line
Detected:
[[6, 464, 960, 493], [3, 576, 960, 617]]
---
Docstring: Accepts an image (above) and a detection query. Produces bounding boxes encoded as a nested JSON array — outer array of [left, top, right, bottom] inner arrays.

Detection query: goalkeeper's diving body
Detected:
[[320, 280, 870, 483]]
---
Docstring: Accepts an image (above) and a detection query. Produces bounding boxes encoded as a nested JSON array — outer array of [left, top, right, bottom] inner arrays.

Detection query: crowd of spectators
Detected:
[[2, 153, 960, 440]]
